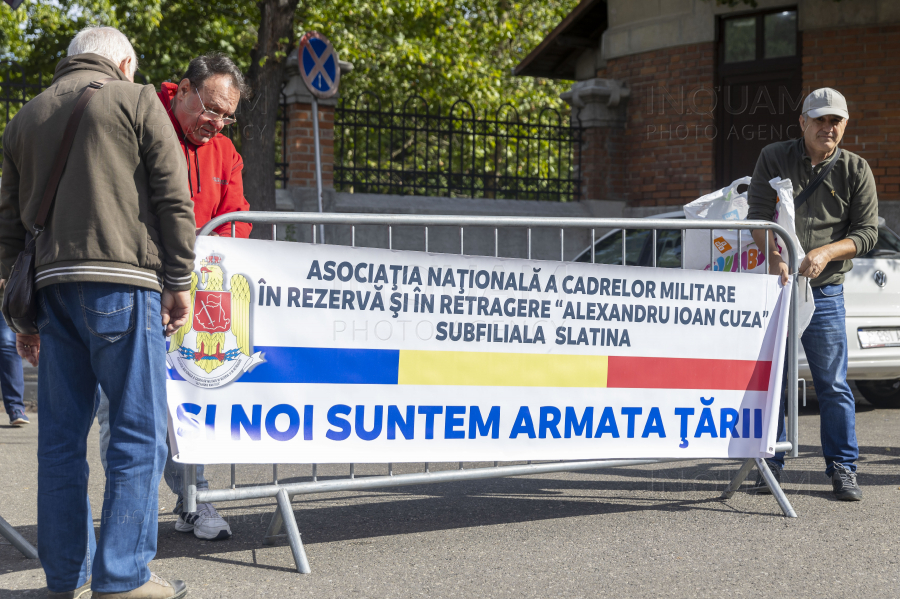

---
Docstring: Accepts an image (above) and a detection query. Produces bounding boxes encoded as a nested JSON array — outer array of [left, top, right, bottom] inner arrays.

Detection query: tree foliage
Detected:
[[2, 0, 580, 197], [299, 0, 579, 113], [2, 0, 578, 110], [0, 0, 257, 84]]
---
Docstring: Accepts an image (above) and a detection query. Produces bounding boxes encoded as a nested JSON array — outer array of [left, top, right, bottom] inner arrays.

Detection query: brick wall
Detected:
[[803, 25, 900, 202], [286, 102, 334, 189], [603, 42, 717, 208]]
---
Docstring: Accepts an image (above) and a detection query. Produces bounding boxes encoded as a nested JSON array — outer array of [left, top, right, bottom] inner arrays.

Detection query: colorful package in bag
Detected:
[[683, 177, 767, 273]]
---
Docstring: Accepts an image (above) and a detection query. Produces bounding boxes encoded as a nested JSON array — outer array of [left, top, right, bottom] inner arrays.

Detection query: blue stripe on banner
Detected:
[[167, 346, 400, 384]]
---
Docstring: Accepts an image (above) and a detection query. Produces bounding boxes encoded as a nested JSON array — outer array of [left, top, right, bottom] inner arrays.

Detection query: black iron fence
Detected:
[[335, 93, 582, 202]]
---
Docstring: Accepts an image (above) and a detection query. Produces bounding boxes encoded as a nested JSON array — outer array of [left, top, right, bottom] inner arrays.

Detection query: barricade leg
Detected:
[[263, 494, 291, 545], [276, 489, 311, 573], [185, 464, 198, 513], [754, 458, 797, 518], [720, 459, 756, 499], [0, 515, 38, 559]]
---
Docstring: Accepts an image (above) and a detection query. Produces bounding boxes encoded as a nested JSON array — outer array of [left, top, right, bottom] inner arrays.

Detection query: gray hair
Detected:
[[182, 53, 249, 99], [67, 26, 138, 78]]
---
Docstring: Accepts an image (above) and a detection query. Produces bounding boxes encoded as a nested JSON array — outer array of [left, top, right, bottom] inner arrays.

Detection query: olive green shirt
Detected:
[[747, 138, 879, 287]]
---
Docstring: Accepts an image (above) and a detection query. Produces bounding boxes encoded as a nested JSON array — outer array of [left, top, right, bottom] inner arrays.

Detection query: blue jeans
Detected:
[[97, 388, 209, 508], [773, 283, 858, 475], [36, 283, 167, 593], [0, 312, 25, 417]]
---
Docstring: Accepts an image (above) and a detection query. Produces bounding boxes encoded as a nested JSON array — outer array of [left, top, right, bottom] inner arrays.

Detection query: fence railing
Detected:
[[335, 94, 582, 202]]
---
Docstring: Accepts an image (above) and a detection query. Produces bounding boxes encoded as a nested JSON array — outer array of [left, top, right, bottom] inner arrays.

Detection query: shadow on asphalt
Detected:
[[2, 402, 896, 582], [0, 588, 41, 598], [154, 450, 896, 570]]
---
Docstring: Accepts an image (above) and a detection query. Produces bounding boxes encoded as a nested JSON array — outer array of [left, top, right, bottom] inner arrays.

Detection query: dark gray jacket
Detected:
[[0, 54, 196, 292]]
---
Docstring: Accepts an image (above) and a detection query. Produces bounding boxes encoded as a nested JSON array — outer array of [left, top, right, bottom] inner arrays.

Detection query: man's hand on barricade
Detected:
[[770, 254, 790, 286], [16, 334, 39, 367], [161, 289, 192, 336], [751, 229, 789, 286]]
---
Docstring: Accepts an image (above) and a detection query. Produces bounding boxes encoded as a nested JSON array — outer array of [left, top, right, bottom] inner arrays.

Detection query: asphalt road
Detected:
[[1, 390, 898, 599]]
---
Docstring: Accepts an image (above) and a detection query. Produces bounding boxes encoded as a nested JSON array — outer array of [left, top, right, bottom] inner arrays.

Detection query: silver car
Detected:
[[573, 212, 900, 407]]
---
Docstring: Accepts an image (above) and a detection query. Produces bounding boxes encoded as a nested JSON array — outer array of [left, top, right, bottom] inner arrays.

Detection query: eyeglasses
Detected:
[[193, 85, 236, 126]]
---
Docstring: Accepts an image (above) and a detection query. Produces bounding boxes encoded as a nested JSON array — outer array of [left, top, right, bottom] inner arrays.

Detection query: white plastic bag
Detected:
[[682, 176, 814, 334], [683, 177, 767, 274], [768, 177, 815, 333]]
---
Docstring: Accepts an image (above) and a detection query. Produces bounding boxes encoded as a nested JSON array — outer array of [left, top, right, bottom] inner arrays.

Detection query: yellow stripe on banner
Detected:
[[398, 350, 609, 388]]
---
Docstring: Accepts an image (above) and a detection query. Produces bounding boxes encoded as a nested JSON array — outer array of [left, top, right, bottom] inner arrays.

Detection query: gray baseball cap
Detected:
[[802, 88, 849, 119]]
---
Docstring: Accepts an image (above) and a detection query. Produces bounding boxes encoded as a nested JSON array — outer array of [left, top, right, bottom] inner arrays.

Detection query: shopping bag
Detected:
[[683, 177, 767, 274], [682, 176, 814, 334], [768, 176, 815, 333]]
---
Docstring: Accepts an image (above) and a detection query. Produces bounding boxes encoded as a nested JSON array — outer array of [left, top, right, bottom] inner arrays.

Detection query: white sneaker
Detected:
[[175, 502, 232, 540]]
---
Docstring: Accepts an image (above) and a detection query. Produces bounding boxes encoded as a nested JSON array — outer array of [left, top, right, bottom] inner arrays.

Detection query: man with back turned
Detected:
[[0, 26, 196, 598]]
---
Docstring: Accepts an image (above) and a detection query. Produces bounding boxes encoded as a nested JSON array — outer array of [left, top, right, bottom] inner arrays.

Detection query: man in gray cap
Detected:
[[748, 87, 878, 501]]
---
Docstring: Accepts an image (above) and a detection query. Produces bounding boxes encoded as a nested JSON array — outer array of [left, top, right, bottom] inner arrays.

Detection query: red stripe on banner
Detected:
[[606, 357, 772, 391]]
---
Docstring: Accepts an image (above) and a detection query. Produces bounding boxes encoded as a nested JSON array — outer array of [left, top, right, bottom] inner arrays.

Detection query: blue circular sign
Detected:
[[299, 32, 340, 99]]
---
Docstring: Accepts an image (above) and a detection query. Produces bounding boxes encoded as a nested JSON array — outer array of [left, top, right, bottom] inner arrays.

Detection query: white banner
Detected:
[[167, 237, 791, 464]]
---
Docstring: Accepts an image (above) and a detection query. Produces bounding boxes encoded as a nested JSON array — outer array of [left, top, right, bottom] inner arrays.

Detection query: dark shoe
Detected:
[[92, 573, 187, 599], [750, 459, 782, 494], [831, 463, 862, 501], [47, 577, 91, 598], [10, 408, 29, 426]]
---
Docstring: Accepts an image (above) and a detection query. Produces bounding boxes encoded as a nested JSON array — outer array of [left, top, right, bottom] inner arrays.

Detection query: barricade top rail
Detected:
[[200, 211, 799, 264]]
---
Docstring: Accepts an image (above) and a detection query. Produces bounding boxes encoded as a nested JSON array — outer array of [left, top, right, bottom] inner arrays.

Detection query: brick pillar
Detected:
[[561, 78, 630, 202], [282, 69, 337, 198]]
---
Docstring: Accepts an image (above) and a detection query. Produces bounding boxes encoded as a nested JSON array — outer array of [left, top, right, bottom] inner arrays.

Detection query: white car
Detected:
[[573, 212, 900, 407]]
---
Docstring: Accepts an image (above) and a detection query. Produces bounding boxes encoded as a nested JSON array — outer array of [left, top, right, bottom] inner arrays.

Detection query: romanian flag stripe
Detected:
[[167, 346, 770, 391], [398, 351, 609, 388], [606, 356, 771, 392]]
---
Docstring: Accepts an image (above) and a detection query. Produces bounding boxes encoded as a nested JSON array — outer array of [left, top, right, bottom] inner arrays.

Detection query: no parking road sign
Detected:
[[299, 31, 340, 99]]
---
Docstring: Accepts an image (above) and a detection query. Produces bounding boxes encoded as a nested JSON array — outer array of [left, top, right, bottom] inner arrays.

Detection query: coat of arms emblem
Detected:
[[167, 253, 264, 388]]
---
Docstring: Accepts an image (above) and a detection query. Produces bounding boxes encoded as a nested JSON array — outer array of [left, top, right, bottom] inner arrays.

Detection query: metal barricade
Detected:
[[0, 515, 38, 559], [189, 212, 801, 574]]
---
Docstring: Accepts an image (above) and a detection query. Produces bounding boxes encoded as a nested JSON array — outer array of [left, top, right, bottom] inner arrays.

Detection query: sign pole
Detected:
[[311, 96, 325, 244], [298, 31, 340, 245]]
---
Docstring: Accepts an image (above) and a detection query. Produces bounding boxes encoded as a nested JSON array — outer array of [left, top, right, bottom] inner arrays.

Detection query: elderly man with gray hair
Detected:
[[0, 26, 194, 599]]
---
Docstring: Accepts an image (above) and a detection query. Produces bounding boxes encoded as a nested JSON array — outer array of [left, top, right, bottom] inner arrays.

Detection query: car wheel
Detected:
[[854, 379, 900, 408]]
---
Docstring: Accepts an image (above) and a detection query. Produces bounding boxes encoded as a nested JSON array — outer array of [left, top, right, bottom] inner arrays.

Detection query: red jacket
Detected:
[[158, 82, 252, 238]]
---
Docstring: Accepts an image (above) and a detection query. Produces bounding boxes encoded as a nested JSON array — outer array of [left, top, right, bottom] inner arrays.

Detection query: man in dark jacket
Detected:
[[96, 53, 251, 542], [748, 88, 878, 502], [0, 26, 195, 599]]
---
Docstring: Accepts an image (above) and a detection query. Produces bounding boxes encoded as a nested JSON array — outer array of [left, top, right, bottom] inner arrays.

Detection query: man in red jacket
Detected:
[[158, 54, 252, 538], [159, 53, 252, 238]]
